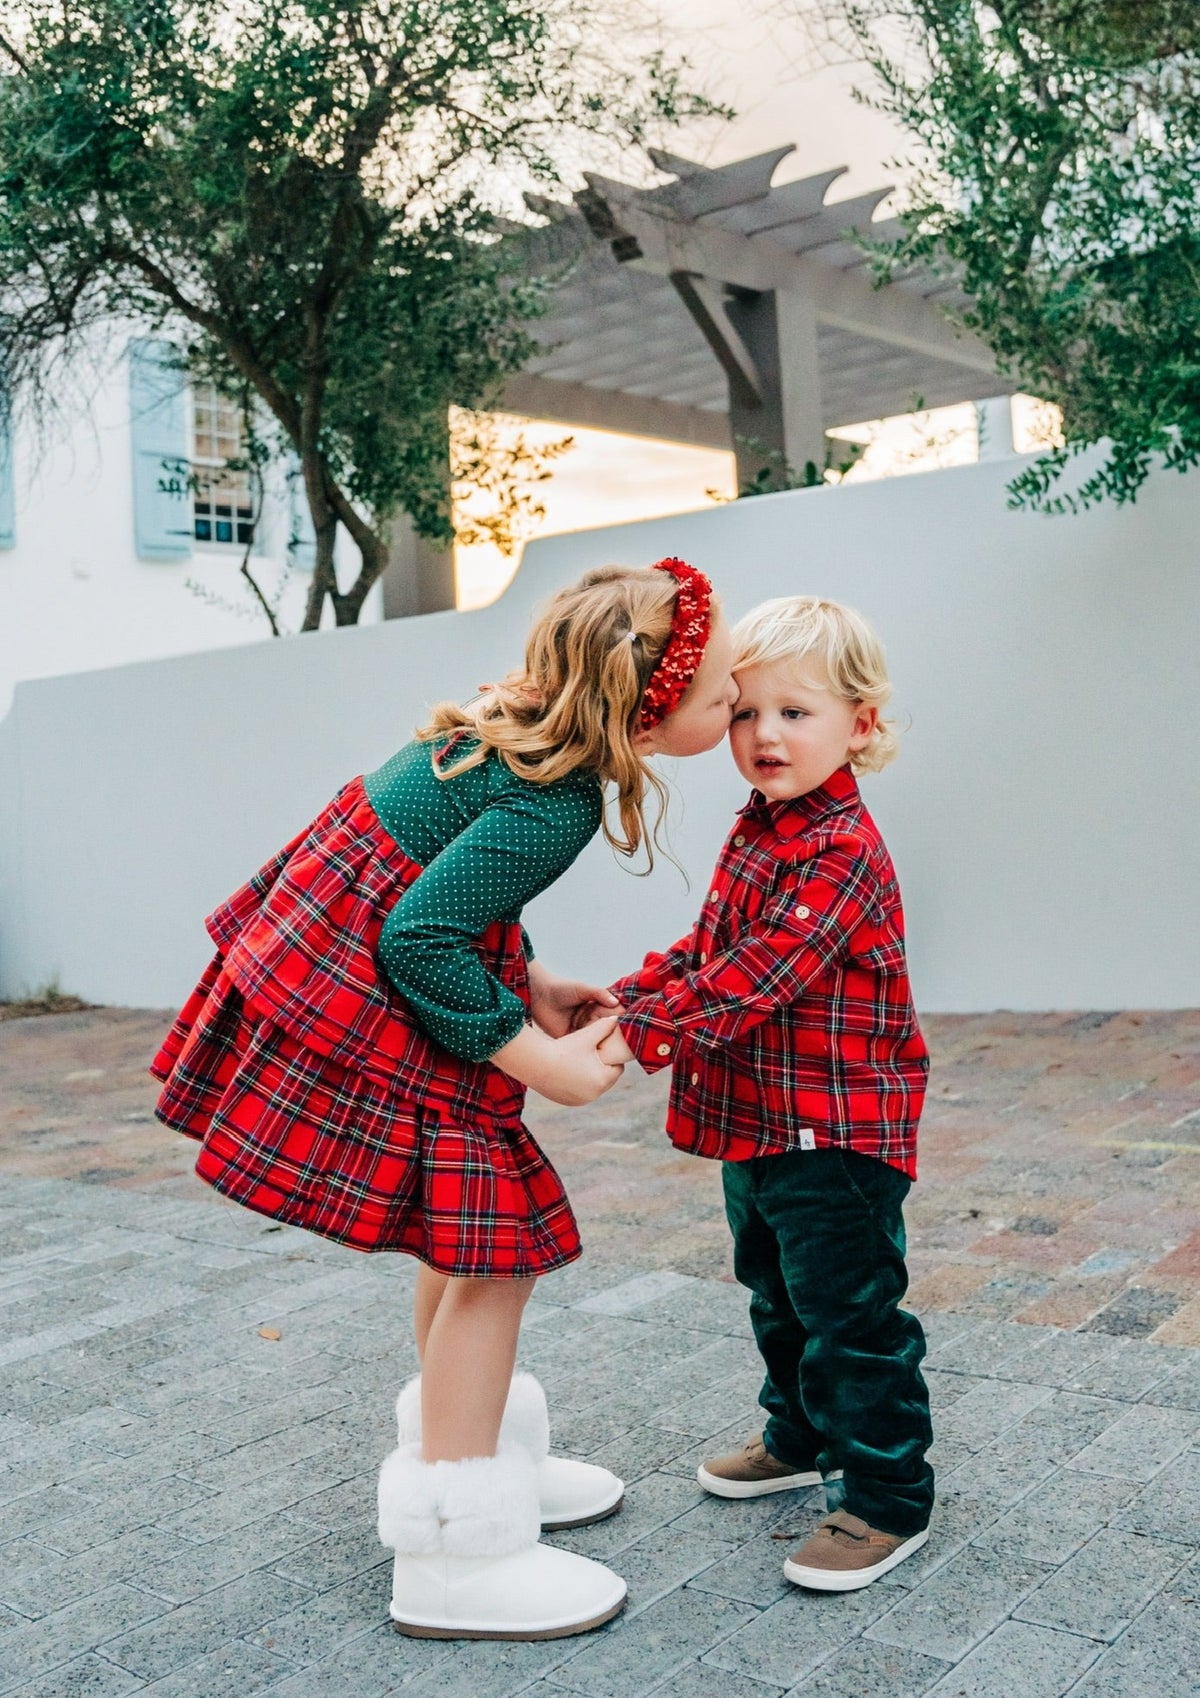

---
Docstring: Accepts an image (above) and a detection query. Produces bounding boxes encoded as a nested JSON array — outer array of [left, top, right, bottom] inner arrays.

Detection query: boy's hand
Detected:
[[597, 1026, 635, 1067], [528, 961, 620, 1038], [570, 997, 623, 1031]]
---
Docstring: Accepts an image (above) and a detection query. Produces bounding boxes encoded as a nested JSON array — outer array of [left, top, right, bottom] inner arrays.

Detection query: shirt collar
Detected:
[[738, 764, 861, 840]]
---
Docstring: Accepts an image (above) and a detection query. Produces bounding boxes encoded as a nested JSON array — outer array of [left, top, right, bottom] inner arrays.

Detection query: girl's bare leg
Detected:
[[414, 1263, 450, 1359], [420, 1274, 536, 1462]]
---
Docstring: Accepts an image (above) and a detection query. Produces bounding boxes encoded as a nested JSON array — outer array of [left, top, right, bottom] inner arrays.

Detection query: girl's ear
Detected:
[[848, 704, 878, 750]]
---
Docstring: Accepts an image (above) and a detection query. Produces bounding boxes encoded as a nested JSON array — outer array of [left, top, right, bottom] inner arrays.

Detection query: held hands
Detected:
[[490, 1016, 626, 1108], [542, 1017, 626, 1106], [570, 997, 625, 1032], [528, 961, 620, 1038]]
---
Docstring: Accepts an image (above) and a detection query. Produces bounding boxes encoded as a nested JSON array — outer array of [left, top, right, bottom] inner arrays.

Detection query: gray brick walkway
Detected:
[[2, 1179, 1198, 1697]]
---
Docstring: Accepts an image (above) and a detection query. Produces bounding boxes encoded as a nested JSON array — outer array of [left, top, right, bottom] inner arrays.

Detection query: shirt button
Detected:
[[796, 905, 811, 919], [733, 834, 746, 847], [698, 951, 708, 964], [690, 1071, 699, 1086], [656, 1042, 672, 1057], [709, 890, 720, 902]]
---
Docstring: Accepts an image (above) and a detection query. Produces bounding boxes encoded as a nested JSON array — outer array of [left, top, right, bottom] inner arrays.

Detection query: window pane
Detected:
[[192, 381, 253, 546]]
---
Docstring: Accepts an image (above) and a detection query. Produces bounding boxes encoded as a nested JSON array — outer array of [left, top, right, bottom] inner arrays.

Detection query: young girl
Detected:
[[151, 559, 736, 1642]]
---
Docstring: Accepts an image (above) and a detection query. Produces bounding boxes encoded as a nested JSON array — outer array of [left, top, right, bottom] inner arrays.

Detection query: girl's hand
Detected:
[[491, 1017, 625, 1107], [570, 998, 623, 1031], [528, 961, 620, 1038]]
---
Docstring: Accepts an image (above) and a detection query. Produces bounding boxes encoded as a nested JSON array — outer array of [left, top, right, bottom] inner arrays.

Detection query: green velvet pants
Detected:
[[722, 1146, 934, 1537]]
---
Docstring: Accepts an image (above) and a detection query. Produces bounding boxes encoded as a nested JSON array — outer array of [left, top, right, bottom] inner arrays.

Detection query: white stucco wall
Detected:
[[1, 454, 1197, 1012], [0, 346, 377, 717]]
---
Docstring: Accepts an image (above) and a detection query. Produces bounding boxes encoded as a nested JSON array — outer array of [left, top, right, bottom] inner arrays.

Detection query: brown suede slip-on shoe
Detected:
[[783, 1510, 929, 1591], [697, 1435, 828, 1499]]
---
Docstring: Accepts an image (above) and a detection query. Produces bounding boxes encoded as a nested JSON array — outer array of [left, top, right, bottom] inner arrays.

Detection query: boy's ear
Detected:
[[848, 704, 878, 750]]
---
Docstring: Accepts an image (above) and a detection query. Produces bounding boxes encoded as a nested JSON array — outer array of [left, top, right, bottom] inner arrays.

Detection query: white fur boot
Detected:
[[377, 1439, 626, 1639], [395, 1373, 624, 1530]]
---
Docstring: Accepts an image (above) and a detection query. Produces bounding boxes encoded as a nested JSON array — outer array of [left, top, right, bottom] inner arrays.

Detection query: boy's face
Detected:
[[729, 657, 877, 801]]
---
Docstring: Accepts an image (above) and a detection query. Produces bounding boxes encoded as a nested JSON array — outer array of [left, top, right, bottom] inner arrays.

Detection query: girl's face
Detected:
[[636, 610, 739, 758], [729, 656, 877, 800]]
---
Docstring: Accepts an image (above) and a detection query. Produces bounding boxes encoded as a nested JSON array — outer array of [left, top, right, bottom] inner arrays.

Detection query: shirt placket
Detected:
[[713, 819, 770, 952]]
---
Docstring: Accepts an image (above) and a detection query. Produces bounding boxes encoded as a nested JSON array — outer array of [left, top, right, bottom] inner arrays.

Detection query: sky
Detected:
[[456, 1, 936, 609], [643, 0, 910, 195]]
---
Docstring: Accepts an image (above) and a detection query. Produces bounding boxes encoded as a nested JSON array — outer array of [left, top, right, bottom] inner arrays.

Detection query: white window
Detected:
[[191, 383, 255, 548]]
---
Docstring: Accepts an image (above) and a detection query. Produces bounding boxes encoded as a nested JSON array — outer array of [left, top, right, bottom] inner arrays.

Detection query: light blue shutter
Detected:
[[287, 455, 317, 569], [128, 338, 191, 561], [0, 393, 14, 549]]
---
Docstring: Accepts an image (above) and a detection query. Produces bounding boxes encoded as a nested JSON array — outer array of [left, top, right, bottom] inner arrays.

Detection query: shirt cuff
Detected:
[[618, 998, 680, 1073], [420, 989, 530, 1065]]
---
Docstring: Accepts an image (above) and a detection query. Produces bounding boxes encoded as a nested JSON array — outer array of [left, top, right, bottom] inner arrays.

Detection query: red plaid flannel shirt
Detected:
[[612, 766, 928, 1176]]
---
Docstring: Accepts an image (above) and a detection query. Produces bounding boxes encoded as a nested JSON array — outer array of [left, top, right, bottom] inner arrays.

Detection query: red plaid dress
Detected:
[[152, 776, 580, 1274], [613, 767, 928, 1177]]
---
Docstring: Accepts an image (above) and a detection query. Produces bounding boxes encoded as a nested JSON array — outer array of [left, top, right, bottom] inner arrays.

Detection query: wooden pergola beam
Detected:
[[579, 175, 996, 376]]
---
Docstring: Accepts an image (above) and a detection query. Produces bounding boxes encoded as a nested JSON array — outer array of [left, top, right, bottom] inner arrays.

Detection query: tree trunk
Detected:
[[301, 515, 339, 631], [298, 445, 342, 632], [296, 449, 450, 630], [331, 526, 389, 624]]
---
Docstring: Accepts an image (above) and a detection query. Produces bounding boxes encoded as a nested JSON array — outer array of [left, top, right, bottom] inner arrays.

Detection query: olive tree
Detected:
[[0, 0, 718, 626], [789, 1, 1200, 510]]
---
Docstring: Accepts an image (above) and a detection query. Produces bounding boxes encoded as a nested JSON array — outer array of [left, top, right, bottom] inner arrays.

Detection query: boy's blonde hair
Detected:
[[730, 596, 899, 773], [418, 565, 690, 861]]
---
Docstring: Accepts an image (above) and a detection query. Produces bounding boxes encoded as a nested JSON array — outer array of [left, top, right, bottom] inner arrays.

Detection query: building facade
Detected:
[[0, 336, 375, 715]]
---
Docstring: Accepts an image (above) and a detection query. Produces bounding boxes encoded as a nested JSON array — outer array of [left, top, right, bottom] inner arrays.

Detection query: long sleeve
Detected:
[[618, 841, 879, 1073], [376, 780, 600, 1062], [610, 931, 697, 1007]]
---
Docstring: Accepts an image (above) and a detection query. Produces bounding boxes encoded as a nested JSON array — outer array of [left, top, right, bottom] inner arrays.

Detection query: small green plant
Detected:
[[716, 436, 866, 500], [0, 980, 94, 1021]]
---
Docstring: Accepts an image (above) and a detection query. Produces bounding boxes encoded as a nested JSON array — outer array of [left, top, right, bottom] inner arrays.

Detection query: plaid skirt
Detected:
[[151, 779, 580, 1276]]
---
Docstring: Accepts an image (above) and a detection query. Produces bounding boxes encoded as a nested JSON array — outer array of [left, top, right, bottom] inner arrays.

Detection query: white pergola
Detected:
[[387, 145, 1012, 614], [503, 145, 1010, 486]]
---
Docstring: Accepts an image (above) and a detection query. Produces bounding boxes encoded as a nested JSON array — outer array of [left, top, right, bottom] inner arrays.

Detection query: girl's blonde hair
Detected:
[[730, 596, 899, 773], [418, 565, 688, 859]]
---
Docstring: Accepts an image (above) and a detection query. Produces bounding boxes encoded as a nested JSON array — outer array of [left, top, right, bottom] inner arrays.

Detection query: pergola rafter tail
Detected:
[[508, 145, 1008, 486]]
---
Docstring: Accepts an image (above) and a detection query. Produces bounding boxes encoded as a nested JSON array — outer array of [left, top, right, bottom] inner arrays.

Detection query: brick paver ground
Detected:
[[1, 1008, 1198, 1697]]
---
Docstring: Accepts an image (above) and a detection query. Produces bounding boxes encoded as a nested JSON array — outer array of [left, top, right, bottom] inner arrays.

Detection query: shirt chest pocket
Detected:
[[695, 861, 785, 961]]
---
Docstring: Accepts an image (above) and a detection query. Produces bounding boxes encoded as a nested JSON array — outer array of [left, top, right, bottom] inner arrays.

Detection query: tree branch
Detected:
[[0, 30, 29, 73], [118, 248, 304, 442]]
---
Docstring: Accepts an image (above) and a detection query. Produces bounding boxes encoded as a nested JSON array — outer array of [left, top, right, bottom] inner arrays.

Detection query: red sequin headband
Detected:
[[637, 557, 714, 732]]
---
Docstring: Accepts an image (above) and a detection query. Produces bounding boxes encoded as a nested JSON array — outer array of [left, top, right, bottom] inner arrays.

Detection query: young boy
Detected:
[[600, 595, 933, 1591]]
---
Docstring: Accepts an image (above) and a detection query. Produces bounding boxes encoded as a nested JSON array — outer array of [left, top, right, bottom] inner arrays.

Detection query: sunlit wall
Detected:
[[454, 395, 1063, 610]]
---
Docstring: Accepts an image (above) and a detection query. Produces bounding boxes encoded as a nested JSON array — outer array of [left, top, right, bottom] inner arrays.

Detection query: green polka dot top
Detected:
[[364, 734, 603, 1063]]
